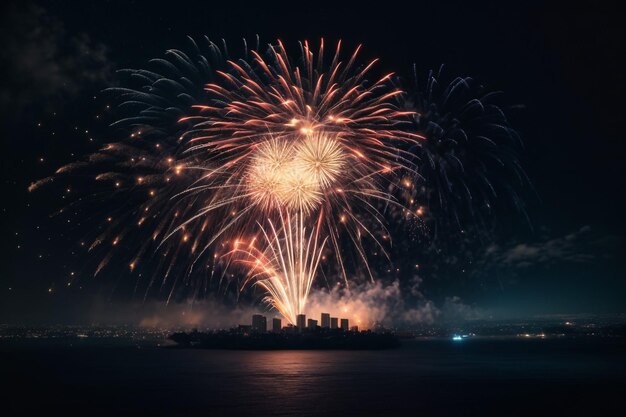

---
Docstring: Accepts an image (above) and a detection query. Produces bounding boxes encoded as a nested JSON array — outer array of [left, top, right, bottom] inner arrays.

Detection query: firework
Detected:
[[40, 38, 419, 321], [402, 66, 530, 232], [246, 136, 326, 214]]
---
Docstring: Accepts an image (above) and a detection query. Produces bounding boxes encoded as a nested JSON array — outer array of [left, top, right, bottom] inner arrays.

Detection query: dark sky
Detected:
[[1, 1, 624, 324]]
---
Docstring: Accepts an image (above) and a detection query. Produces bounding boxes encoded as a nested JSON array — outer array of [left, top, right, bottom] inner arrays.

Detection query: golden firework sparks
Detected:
[[43, 38, 423, 322]]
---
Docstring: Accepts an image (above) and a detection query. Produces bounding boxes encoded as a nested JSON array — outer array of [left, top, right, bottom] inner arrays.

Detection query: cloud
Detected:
[[481, 225, 612, 269], [0, 4, 112, 116], [441, 296, 484, 322]]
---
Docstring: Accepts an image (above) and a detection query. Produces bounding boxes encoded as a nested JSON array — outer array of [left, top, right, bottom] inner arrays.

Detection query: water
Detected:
[[3, 337, 626, 416]]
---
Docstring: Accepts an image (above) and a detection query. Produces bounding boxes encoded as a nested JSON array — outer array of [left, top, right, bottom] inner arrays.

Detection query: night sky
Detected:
[[1, 1, 624, 324]]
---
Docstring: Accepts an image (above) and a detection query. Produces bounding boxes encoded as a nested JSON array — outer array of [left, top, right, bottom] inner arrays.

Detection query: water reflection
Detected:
[[5, 339, 626, 416], [195, 349, 384, 415]]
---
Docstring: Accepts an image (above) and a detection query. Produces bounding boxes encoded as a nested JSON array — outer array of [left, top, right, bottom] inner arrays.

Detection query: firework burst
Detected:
[[401, 66, 530, 233], [39, 37, 420, 321]]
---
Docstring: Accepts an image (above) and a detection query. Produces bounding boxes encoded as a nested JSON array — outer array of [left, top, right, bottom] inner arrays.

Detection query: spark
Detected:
[[292, 133, 345, 190]]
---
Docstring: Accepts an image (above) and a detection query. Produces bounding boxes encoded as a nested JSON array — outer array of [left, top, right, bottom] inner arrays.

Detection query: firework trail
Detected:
[[231, 210, 327, 324], [38, 38, 420, 323]]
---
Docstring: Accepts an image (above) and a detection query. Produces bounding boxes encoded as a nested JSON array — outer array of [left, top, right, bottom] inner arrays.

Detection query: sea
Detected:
[[3, 336, 626, 416]]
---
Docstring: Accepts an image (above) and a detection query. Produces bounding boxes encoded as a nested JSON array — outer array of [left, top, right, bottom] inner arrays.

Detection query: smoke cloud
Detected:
[[304, 279, 479, 329], [80, 280, 482, 330]]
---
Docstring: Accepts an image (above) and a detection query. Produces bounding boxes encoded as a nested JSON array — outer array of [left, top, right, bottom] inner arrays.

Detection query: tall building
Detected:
[[307, 319, 318, 330], [252, 314, 267, 333], [296, 314, 306, 331], [272, 318, 282, 333], [321, 313, 330, 328], [340, 318, 349, 331], [330, 317, 338, 329]]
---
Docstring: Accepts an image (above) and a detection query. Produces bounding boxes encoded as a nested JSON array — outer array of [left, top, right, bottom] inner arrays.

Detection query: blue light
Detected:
[[452, 335, 463, 341]]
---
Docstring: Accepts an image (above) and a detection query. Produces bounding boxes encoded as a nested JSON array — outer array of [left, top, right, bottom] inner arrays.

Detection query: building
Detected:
[[296, 314, 306, 331], [350, 326, 359, 332], [252, 314, 267, 333], [272, 318, 282, 333], [321, 313, 330, 328], [307, 319, 318, 330], [237, 324, 252, 334], [340, 318, 349, 331], [330, 317, 338, 329]]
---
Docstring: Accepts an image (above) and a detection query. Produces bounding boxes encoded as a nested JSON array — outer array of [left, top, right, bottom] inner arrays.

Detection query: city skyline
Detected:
[[249, 312, 352, 333]]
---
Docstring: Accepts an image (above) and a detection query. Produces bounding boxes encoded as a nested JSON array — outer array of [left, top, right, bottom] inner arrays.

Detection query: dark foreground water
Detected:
[[3, 337, 626, 416]]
